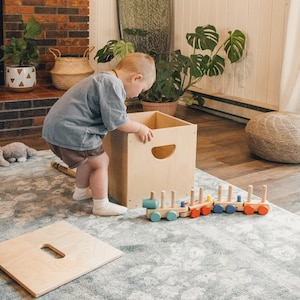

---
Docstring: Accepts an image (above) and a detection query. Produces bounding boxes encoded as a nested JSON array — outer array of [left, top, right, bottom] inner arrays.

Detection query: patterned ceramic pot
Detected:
[[6, 65, 36, 92]]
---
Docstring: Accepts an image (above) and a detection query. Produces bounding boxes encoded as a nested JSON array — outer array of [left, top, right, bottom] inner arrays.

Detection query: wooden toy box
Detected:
[[103, 111, 197, 209]]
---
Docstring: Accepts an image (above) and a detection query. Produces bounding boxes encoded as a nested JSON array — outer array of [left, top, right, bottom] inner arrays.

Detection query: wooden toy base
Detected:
[[143, 185, 271, 221], [0, 221, 123, 298]]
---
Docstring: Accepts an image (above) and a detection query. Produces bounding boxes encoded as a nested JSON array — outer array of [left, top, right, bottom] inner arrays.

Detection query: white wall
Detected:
[[89, 0, 119, 72], [89, 0, 290, 111]]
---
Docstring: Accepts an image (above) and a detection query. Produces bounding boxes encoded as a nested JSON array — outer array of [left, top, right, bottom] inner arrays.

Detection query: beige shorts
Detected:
[[48, 143, 104, 169]]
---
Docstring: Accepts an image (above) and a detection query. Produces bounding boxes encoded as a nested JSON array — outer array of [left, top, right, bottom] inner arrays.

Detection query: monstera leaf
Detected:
[[224, 30, 246, 63], [113, 40, 135, 62], [94, 40, 135, 63], [186, 25, 219, 51], [203, 54, 225, 76]]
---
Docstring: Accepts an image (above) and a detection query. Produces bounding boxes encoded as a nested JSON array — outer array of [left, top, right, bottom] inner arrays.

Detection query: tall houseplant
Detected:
[[0, 17, 41, 92], [94, 24, 246, 115], [140, 25, 246, 104]]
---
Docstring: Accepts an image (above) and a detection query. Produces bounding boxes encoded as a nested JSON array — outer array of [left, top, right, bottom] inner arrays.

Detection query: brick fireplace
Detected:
[[1, 0, 90, 87], [0, 0, 91, 140]]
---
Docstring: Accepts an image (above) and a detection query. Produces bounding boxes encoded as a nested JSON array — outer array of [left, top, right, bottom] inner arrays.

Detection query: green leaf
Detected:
[[188, 54, 205, 78], [202, 54, 225, 76], [94, 40, 135, 63], [0, 18, 40, 66], [113, 40, 135, 62], [224, 30, 246, 63], [24, 18, 41, 39], [94, 40, 117, 63], [186, 25, 219, 51]]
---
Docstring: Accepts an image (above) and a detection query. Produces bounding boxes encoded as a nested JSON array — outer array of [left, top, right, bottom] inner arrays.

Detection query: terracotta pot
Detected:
[[5, 65, 36, 92], [141, 100, 178, 116]]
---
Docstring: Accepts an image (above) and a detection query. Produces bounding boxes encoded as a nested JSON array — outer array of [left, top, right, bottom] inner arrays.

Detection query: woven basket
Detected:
[[49, 47, 94, 90], [245, 112, 300, 163]]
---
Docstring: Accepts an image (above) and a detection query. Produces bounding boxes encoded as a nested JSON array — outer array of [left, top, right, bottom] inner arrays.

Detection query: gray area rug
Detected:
[[1, 150, 300, 300]]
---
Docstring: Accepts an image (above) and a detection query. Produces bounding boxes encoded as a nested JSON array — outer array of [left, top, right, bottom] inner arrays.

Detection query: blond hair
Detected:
[[115, 52, 156, 83]]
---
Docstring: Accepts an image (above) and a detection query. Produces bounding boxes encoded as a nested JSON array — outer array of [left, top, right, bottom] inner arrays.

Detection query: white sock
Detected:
[[72, 186, 92, 201], [92, 198, 128, 216]]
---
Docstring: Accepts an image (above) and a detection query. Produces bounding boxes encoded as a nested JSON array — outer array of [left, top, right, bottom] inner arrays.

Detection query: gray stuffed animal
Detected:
[[0, 142, 38, 167]]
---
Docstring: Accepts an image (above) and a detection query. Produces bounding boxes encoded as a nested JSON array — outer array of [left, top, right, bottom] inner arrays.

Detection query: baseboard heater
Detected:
[[186, 90, 275, 124]]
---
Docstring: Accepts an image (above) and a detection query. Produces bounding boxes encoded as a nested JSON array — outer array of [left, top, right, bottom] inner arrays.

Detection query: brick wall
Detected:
[[0, 96, 59, 139], [2, 0, 90, 86]]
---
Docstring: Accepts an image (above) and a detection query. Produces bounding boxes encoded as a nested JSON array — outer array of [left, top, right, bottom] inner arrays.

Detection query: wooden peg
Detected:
[[218, 185, 222, 201], [261, 185, 267, 203], [161, 191, 166, 208], [247, 185, 253, 202], [199, 187, 204, 203], [190, 189, 195, 206], [227, 185, 232, 202], [171, 190, 176, 207]]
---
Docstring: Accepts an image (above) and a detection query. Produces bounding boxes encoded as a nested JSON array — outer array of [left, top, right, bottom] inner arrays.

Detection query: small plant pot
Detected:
[[5, 65, 36, 92], [141, 100, 178, 116]]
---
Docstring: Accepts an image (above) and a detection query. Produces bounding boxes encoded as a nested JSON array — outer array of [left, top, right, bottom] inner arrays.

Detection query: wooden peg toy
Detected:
[[143, 184, 271, 222], [143, 190, 188, 222], [213, 185, 244, 214]]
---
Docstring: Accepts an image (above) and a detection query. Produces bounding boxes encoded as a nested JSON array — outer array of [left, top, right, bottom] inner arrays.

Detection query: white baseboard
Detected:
[[185, 89, 277, 123]]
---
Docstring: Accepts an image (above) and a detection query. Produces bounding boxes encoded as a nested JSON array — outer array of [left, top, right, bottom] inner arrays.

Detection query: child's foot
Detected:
[[92, 199, 128, 216], [72, 186, 92, 201]]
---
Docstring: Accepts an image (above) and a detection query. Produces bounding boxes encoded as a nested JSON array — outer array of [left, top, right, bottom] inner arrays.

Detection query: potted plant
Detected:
[[0, 17, 41, 92], [94, 24, 246, 115], [140, 25, 246, 114]]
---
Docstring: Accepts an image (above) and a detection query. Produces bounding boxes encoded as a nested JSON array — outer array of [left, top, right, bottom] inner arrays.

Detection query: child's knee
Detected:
[[87, 151, 109, 168]]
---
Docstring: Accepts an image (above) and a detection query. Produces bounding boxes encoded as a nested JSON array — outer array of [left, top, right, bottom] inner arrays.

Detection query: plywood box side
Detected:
[[155, 112, 193, 128], [128, 111, 157, 128], [128, 111, 193, 129], [126, 123, 197, 145], [125, 126, 197, 208], [103, 131, 129, 206], [0, 221, 123, 297]]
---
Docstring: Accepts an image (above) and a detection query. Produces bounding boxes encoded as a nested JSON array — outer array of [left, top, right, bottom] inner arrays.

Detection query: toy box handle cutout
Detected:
[[40, 244, 65, 259], [151, 144, 176, 159]]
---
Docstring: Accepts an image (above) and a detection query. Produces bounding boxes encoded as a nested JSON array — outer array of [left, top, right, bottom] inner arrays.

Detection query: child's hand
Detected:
[[117, 121, 153, 143], [136, 124, 153, 143]]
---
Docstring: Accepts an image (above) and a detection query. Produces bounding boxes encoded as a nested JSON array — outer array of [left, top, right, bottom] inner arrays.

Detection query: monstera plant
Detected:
[[94, 24, 246, 114], [140, 24, 246, 104]]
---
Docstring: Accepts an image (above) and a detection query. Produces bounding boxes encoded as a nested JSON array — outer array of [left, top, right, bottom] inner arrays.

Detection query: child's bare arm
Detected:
[[117, 120, 153, 143]]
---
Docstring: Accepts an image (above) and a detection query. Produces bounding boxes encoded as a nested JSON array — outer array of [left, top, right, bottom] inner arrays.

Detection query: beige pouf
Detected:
[[245, 111, 300, 163]]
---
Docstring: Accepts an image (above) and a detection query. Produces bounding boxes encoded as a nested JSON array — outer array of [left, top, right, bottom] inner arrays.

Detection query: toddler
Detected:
[[42, 52, 156, 216]]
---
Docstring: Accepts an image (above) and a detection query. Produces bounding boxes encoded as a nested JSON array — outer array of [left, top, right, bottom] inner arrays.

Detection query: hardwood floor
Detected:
[[175, 105, 300, 215], [1, 104, 300, 215]]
